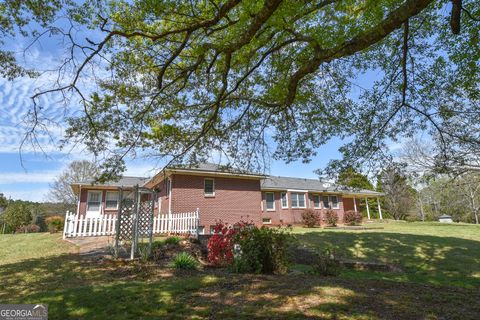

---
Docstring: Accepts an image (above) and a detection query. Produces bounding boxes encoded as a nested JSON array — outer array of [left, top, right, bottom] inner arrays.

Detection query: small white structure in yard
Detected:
[[438, 214, 453, 223]]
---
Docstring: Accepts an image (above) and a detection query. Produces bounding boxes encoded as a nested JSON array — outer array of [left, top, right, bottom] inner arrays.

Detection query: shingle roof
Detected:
[[261, 175, 383, 196], [72, 176, 149, 187], [169, 163, 262, 175]]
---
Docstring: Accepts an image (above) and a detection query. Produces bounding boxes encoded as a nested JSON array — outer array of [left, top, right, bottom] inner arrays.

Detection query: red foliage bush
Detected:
[[207, 221, 253, 266], [301, 209, 321, 227], [344, 210, 363, 225], [16, 224, 40, 233], [325, 209, 338, 227]]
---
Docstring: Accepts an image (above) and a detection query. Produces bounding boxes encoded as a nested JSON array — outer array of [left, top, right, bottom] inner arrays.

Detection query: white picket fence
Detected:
[[63, 209, 200, 238]]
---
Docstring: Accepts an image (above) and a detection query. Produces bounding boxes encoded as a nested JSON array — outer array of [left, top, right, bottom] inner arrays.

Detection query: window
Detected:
[[291, 192, 306, 208], [262, 218, 272, 224], [313, 195, 321, 209], [87, 191, 102, 212], [322, 196, 330, 209], [330, 195, 339, 209], [265, 192, 275, 210], [105, 191, 118, 209], [204, 178, 215, 196], [281, 192, 288, 208]]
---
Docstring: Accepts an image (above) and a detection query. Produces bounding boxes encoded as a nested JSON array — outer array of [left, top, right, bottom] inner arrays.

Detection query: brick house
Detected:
[[71, 164, 383, 233]]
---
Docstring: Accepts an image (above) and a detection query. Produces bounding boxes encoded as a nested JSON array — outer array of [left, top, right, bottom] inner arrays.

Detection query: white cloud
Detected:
[[0, 170, 60, 184]]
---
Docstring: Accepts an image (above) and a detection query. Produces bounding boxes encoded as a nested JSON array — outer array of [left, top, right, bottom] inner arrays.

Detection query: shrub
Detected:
[[137, 243, 151, 262], [15, 224, 40, 233], [301, 209, 320, 227], [172, 252, 198, 270], [325, 209, 338, 226], [45, 215, 65, 233], [164, 236, 181, 245], [311, 248, 340, 276], [343, 210, 362, 226], [233, 226, 293, 274]]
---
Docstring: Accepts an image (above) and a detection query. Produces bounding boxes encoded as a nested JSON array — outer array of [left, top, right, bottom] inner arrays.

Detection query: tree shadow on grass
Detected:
[[1, 254, 480, 319], [296, 231, 480, 287]]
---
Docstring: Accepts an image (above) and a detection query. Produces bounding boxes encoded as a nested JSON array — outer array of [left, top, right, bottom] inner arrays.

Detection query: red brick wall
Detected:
[[169, 174, 262, 230], [261, 191, 346, 225]]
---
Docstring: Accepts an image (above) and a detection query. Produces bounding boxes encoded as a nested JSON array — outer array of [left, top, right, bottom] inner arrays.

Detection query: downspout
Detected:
[[77, 185, 82, 215]]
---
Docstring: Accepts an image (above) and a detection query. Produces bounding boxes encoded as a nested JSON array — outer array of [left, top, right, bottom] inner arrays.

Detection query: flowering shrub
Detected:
[[16, 224, 40, 233], [344, 210, 363, 225], [207, 221, 254, 266], [301, 209, 320, 227], [233, 226, 293, 274], [325, 209, 338, 227], [45, 215, 64, 233]]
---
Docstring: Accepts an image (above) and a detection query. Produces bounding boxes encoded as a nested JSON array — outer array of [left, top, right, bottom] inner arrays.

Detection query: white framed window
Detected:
[[330, 195, 339, 209], [281, 192, 288, 209], [204, 178, 215, 196], [322, 196, 330, 209], [313, 195, 321, 209], [291, 192, 306, 208], [262, 218, 272, 224], [87, 191, 102, 213], [105, 191, 119, 209], [266, 192, 275, 211]]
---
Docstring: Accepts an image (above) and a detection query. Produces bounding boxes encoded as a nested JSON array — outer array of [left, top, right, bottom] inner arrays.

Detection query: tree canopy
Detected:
[[2, 0, 480, 176]]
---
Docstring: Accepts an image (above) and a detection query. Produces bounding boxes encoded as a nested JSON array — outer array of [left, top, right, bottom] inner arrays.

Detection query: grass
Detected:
[[0, 222, 479, 319], [292, 221, 480, 288]]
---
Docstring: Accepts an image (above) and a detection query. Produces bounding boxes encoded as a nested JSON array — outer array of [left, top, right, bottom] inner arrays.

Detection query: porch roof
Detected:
[[261, 176, 383, 197], [70, 176, 149, 194]]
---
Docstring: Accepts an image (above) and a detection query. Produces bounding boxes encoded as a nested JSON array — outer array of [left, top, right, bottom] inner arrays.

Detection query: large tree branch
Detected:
[[284, 0, 434, 106]]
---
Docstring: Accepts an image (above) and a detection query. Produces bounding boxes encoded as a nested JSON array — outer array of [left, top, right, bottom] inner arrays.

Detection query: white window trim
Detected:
[[262, 218, 272, 224], [86, 190, 103, 213], [265, 192, 275, 211], [281, 192, 288, 209], [291, 192, 306, 209], [330, 195, 340, 209], [105, 191, 119, 210], [313, 194, 321, 209], [204, 178, 215, 197]]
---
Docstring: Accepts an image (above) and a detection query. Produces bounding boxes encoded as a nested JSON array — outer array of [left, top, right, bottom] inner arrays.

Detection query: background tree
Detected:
[[0, 193, 8, 210], [378, 166, 417, 220], [48, 160, 99, 207], [2, 202, 33, 231]]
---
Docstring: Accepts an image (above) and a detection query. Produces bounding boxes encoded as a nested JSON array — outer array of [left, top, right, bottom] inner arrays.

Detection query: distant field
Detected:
[[0, 222, 479, 319]]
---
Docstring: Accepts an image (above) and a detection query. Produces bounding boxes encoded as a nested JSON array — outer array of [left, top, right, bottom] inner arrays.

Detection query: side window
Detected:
[[281, 192, 288, 208], [330, 195, 339, 209], [105, 191, 119, 209], [87, 191, 102, 212], [313, 195, 321, 208], [204, 178, 215, 196], [266, 192, 275, 210], [322, 196, 330, 209]]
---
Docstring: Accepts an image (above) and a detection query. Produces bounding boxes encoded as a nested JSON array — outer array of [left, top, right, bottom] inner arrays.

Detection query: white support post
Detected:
[[377, 197, 383, 220], [365, 198, 370, 220], [353, 197, 357, 212]]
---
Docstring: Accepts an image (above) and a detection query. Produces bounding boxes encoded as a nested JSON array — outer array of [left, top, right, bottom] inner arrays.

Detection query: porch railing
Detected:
[[63, 209, 200, 238]]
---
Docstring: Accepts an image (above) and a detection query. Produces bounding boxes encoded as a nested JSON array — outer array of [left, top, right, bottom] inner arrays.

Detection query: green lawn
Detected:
[[293, 221, 480, 288], [0, 222, 479, 319]]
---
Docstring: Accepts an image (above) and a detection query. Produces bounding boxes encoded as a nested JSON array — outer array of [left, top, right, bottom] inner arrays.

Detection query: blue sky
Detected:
[[0, 22, 367, 202]]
